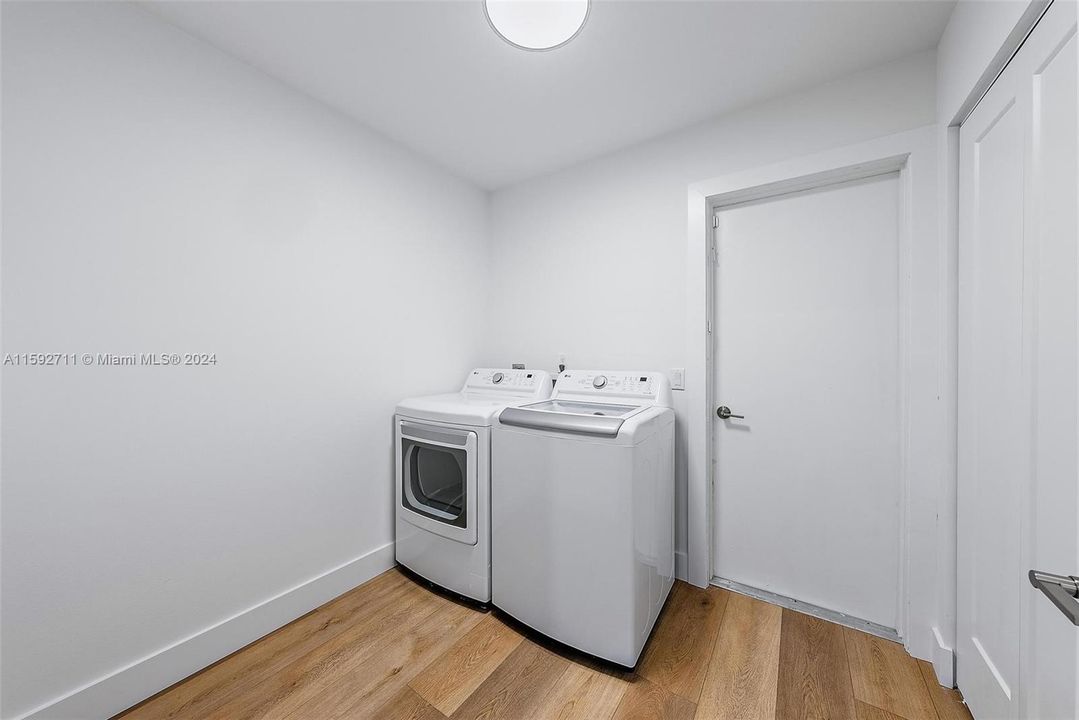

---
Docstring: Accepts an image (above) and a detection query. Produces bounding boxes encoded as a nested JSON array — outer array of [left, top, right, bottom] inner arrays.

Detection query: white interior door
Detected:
[[712, 172, 902, 630], [957, 2, 1078, 718]]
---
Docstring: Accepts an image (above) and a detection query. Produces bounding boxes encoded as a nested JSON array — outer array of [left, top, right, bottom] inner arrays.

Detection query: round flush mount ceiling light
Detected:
[[484, 0, 590, 51]]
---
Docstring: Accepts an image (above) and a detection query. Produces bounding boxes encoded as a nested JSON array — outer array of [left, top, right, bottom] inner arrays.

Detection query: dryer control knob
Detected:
[[593, 375, 607, 389], [492, 372, 504, 384]]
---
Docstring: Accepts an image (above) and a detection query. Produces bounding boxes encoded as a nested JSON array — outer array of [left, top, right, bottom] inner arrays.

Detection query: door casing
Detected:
[[685, 126, 951, 678]]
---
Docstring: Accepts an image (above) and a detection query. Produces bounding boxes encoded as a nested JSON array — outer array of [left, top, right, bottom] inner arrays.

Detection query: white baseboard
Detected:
[[14, 542, 396, 720], [930, 625, 956, 688], [674, 550, 688, 583]]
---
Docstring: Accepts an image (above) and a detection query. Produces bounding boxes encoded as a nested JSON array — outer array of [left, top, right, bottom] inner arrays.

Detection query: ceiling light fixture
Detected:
[[484, 0, 590, 52]]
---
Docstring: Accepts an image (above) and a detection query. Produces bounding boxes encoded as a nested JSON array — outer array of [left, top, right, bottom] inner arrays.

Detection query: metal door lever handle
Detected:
[[717, 406, 744, 420], [1029, 569, 1079, 625]]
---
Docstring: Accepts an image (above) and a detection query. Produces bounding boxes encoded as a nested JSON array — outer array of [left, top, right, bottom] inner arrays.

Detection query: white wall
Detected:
[[0, 3, 490, 718], [487, 51, 937, 577]]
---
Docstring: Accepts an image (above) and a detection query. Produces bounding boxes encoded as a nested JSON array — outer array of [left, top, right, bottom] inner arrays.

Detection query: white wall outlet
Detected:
[[670, 367, 685, 390]]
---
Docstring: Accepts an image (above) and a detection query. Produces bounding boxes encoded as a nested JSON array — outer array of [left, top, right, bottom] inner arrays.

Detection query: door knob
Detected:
[[717, 406, 744, 420]]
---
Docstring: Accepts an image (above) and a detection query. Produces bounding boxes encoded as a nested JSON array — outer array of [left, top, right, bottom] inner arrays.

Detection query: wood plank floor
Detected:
[[116, 569, 972, 720]]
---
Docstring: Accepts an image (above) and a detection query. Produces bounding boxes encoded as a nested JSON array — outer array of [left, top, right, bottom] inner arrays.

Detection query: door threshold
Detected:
[[710, 576, 900, 643]]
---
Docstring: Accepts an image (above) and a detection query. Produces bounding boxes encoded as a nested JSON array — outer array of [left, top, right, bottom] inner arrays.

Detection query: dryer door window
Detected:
[[402, 438, 468, 528]]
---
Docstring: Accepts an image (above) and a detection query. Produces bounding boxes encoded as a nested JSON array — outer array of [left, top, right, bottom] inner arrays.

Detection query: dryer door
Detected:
[[397, 420, 478, 545]]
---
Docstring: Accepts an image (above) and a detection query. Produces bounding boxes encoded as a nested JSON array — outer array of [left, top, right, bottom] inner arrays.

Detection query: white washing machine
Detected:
[[395, 368, 552, 604], [492, 370, 675, 667]]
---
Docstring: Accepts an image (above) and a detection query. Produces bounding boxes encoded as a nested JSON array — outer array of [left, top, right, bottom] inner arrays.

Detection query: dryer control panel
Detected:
[[554, 371, 672, 407], [463, 368, 552, 398]]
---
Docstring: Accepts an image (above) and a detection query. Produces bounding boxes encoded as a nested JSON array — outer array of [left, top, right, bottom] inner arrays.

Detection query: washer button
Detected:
[[492, 372, 504, 384], [593, 375, 607, 389]]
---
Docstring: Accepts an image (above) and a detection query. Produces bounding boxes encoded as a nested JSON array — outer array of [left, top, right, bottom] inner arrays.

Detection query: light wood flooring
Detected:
[[116, 568, 972, 720]]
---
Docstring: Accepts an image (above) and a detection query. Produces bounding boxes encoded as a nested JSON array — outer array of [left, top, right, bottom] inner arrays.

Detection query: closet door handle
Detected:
[[717, 406, 744, 420], [1029, 569, 1079, 625]]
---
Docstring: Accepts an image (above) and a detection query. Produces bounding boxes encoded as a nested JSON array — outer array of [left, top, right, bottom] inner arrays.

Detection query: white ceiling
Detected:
[[146, 1, 955, 189]]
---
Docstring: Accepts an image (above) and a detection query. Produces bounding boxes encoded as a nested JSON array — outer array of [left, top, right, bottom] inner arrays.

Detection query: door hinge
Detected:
[[711, 218, 719, 264], [706, 320, 712, 334]]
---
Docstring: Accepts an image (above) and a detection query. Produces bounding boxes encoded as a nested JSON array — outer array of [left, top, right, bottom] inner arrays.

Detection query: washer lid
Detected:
[[498, 399, 644, 437]]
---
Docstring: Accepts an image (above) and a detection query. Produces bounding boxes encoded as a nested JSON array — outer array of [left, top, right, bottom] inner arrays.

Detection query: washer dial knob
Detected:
[[593, 375, 608, 389], [492, 372, 504, 384]]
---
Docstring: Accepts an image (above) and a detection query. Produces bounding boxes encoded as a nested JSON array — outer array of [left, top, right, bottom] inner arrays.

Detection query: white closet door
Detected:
[[957, 2, 1078, 718]]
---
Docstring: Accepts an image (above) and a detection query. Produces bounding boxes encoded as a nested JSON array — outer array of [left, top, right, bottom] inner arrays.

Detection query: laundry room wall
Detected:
[[486, 51, 937, 583], [0, 3, 490, 719]]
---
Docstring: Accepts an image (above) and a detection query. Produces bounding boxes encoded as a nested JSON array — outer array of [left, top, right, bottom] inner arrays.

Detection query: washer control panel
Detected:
[[559, 372, 659, 398]]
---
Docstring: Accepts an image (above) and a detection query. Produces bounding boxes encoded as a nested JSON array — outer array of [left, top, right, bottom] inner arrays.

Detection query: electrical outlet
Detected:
[[670, 367, 685, 390]]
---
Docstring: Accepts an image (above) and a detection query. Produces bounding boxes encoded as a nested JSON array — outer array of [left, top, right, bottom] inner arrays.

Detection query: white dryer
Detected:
[[395, 368, 551, 604], [492, 371, 675, 667]]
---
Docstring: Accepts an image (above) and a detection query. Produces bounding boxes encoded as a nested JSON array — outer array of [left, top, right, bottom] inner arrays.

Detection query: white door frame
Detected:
[[684, 126, 952, 674]]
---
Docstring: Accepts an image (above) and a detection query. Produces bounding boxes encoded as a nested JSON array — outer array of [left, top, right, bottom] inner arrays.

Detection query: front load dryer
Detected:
[[395, 368, 551, 604], [492, 370, 675, 666]]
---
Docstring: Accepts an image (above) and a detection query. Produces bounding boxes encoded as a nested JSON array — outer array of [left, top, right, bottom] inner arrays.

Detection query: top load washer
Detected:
[[395, 368, 551, 603], [492, 370, 675, 666]]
